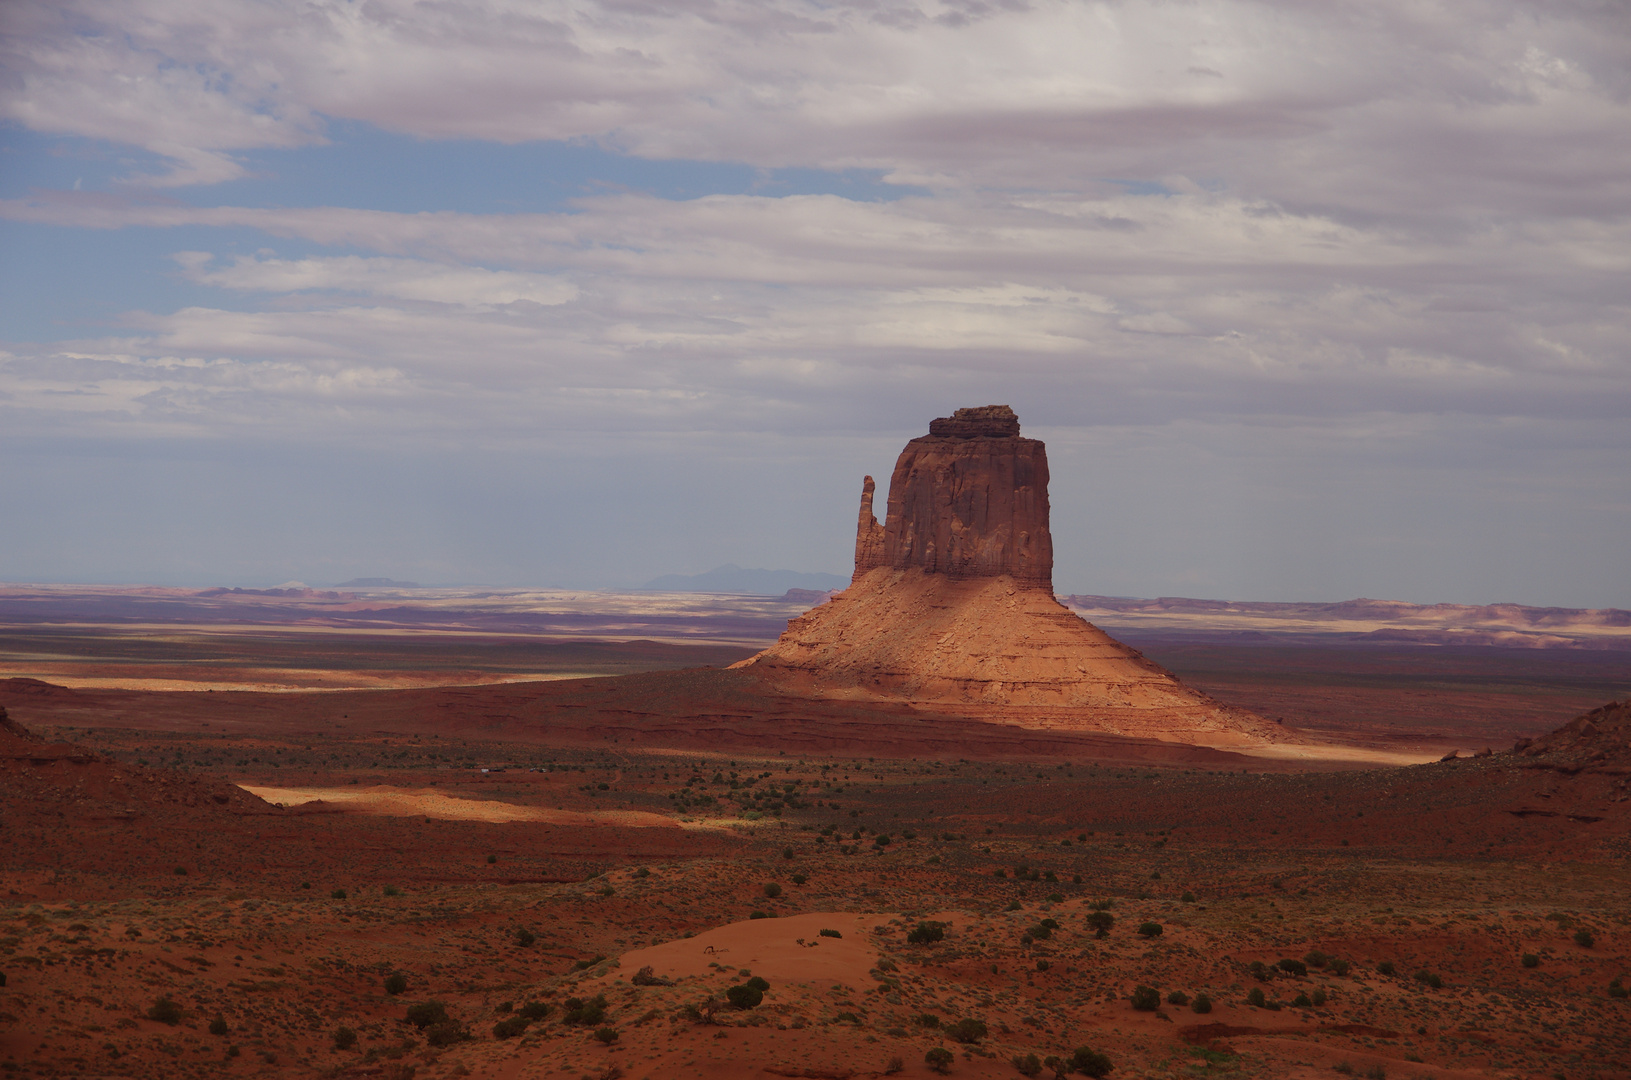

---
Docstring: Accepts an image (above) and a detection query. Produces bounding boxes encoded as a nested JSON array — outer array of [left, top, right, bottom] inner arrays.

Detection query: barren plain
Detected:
[[1, 585, 1629, 1080]]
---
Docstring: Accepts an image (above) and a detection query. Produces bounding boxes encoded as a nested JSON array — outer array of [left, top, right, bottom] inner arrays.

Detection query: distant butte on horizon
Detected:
[[734, 406, 1281, 749]]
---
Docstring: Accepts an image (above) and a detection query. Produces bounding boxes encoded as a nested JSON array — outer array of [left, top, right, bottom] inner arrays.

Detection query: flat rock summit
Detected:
[[736, 406, 1279, 748]]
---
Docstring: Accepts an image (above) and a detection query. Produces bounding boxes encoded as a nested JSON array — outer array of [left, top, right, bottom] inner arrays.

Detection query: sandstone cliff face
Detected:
[[871, 405, 1053, 586], [736, 405, 1278, 749]]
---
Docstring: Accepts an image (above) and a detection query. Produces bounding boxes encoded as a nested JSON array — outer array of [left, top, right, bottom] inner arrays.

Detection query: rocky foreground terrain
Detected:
[[2, 681, 1629, 1080]]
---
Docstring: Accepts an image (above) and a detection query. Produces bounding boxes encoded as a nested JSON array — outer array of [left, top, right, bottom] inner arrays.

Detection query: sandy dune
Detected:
[[601, 911, 883, 987], [239, 784, 679, 827]]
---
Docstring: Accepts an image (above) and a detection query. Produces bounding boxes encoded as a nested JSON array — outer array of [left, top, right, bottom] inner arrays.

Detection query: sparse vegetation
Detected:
[[1130, 986, 1160, 1011], [146, 998, 182, 1025], [926, 1047, 954, 1073]]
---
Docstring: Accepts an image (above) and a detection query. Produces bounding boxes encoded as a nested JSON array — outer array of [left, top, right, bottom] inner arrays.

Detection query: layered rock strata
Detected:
[[736, 406, 1278, 748]]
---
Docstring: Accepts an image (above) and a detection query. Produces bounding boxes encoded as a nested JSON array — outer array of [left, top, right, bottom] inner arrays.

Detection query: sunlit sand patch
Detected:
[[596, 911, 885, 987], [239, 784, 679, 827], [1236, 741, 1442, 766]]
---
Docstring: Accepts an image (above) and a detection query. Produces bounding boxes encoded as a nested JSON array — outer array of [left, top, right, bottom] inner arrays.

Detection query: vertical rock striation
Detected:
[[867, 405, 1052, 586], [736, 406, 1280, 749]]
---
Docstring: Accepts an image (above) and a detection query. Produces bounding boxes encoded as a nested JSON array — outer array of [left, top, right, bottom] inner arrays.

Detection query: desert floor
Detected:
[[1, 626, 1628, 1080]]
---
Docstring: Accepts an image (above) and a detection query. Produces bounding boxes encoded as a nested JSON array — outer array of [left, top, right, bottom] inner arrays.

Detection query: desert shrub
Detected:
[[174, 866, 187, 875], [764, 883, 782, 898], [1191, 994, 1213, 1014], [1365, 1067, 1386, 1080], [146, 998, 183, 1025], [0, 972, 5, 987], [384, 973, 408, 996], [492, 1016, 531, 1039], [405, 1001, 449, 1029], [908, 921, 947, 945], [1047, 892, 1064, 903], [1376, 961, 1396, 976], [993, 868, 1007, 878], [947, 1018, 988, 1044], [562, 995, 608, 1025], [745, 976, 770, 992], [915, 1013, 941, 1029], [426, 1020, 469, 1047], [1574, 929, 1595, 948], [1027, 922, 1054, 941], [1070, 1046, 1114, 1078], [926, 1047, 954, 1074], [1166, 991, 1189, 1006], [1086, 911, 1115, 937], [1607, 978, 1628, 999], [1013, 1053, 1043, 1076], [1137, 922, 1163, 939], [332, 1026, 357, 1050], [515, 928, 536, 947], [572, 954, 607, 972], [1334, 1063, 1354, 1075], [1313, 988, 1327, 1006], [819, 928, 842, 938], [208, 1015, 229, 1036], [633, 965, 672, 987], [487, 854, 498, 863], [1036, 959, 1050, 972], [782, 846, 795, 859], [1249, 961, 1272, 981], [792, 873, 808, 885], [518, 1000, 552, 1020], [593, 1027, 619, 1044], [1130, 986, 1160, 1011], [726, 984, 763, 1010], [1304, 950, 1330, 968], [331, 889, 347, 900], [1329, 958, 1351, 976], [1521, 953, 1540, 968], [1007, 899, 1023, 911], [1247, 988, 1266, 1008], [1291, 992, 1312, 1008], [1181, 891, 1197, 903], [636, 866, 650, 878], [1089, 899, 1114, 910], [383, 885, 401, 897], [1278, 958, 1308, 977], [1413, 970, 1443, 989]]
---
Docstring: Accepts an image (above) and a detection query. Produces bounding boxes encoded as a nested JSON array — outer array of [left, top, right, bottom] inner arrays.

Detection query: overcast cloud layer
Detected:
[[2, 0, 1627, 604]]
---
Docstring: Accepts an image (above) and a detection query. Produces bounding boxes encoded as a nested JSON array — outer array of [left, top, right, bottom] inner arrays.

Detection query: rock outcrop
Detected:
[[859, 405, 1052, 586], [735, 407, 1279, 749]]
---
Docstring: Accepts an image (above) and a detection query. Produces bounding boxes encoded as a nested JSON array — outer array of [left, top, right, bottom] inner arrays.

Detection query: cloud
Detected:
[[172, 253, 578, 308], [3, 1, 1627, 216]]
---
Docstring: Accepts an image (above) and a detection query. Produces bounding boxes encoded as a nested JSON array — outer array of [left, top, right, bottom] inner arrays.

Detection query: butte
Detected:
[[733, 405, 1280, 749]]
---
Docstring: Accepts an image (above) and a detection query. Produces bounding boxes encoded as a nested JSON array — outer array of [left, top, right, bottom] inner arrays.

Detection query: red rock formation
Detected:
[[736, 406, 1280, 749], [872, 405, 1052, 586]]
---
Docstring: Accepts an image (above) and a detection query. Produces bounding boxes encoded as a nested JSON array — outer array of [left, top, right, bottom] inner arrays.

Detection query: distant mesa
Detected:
[[642, 565, 849, 595], [734, 405, 1279, 749], [335, 577, 422, 588]]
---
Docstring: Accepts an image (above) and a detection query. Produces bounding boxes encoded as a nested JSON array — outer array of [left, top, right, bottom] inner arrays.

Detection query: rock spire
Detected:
[[735, 405, 1280, 750], [853, 405, 1052, 586]]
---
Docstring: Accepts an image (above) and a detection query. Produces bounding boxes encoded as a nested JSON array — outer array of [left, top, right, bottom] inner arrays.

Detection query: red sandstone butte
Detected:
[[737, 405, 1280, 748]]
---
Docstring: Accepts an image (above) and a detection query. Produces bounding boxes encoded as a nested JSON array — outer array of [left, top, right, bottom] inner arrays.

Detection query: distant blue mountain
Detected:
[[641, 564, 848, 595]]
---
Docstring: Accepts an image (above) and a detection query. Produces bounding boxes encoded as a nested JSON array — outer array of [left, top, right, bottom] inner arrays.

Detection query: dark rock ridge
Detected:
[[853, 405, 1053, 587]]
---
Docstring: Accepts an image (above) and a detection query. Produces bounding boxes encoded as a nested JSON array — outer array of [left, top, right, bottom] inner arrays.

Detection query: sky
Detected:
[[1, 0, 1628, 605]]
